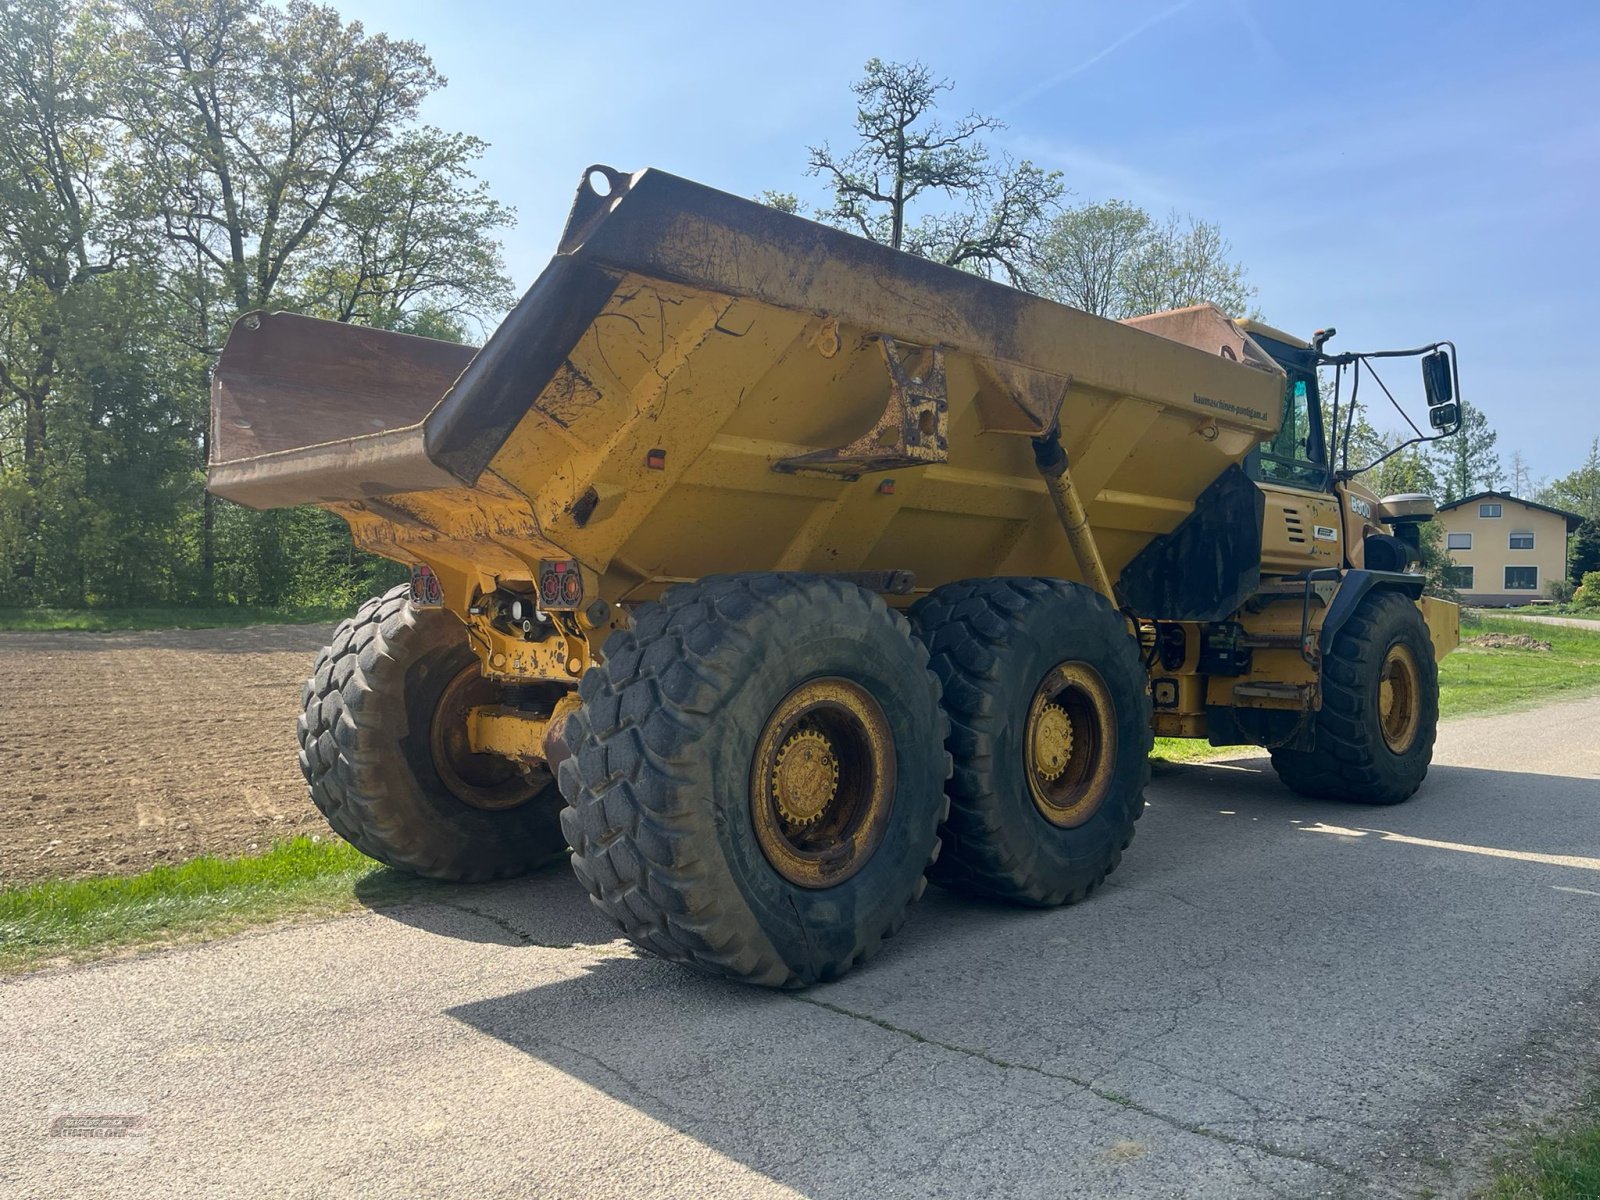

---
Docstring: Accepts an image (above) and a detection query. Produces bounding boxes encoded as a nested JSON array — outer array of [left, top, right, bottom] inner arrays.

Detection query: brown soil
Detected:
[[1464, 632, 1554, 651], [0, 623, 336, 887]]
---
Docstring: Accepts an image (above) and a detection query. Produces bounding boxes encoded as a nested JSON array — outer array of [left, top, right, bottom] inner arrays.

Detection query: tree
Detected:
[[297, 127, 515, 335], [803, 58, 1063, 287], [1508, 449, 1536, 497], [0, 0, 132, 595], [1119, 211, 1256, 318], [0, 0, 515, 610], [1034, 200, 1256, 318], [117, 0, 510, 600], [1033, 200, 1150, 316], [1539, 438, 1600, 522], [1430, 401, 1501, 503], [121, 0, 442, 319], [1569, 518, 1600, 583]]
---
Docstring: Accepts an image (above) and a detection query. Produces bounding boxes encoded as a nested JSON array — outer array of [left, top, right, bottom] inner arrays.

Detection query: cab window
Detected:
[[1255, 375, 1325, 489]]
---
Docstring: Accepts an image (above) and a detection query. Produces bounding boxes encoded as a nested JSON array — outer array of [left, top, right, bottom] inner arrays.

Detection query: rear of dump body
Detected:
[[209, 166, 1285, 608]]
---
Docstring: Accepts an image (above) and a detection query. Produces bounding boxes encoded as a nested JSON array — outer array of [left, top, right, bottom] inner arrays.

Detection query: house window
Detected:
[[1509, 531, 1534, 550], [1446, 532, 1472, 550], [1446, 566, 1474, 590], [1479, 502, 1503, 518], [1504, 566, 1538, 590]]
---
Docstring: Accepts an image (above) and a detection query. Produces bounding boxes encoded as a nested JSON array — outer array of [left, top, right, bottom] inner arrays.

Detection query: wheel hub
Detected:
[[750, 677, 895, 889], [1030, 702, 1074, 782], [772, 729, 839, 828], [1378, 642, 1421, 754], [1024, 661, 1117, 829]]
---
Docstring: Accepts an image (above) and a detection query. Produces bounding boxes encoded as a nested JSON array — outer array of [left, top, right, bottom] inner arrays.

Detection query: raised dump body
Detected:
[[210, 165, 1457, 990], [211, 165, 1285, 609]]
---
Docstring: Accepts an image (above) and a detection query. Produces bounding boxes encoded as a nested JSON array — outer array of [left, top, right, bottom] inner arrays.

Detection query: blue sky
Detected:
[[334, 0, 1599, 484]]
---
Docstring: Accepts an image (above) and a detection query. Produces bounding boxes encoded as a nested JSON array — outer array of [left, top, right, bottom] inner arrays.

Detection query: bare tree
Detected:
[[803, 58, 1062, 287]]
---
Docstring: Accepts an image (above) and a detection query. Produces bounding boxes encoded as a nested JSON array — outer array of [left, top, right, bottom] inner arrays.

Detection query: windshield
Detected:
[[1255, 373, 1325, 489]]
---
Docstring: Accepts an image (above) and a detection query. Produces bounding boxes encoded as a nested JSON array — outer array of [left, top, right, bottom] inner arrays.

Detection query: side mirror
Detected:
[[1422, 350, 1453, 407], [1429, 402, 1459, 430]]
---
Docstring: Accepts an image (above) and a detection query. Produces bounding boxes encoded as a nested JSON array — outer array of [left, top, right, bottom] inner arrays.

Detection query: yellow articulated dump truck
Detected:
[[209, 165, 1462, 987]]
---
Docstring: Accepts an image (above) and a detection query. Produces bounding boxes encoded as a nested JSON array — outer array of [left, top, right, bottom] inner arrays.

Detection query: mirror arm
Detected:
[[1325, 340, 1463, 481]]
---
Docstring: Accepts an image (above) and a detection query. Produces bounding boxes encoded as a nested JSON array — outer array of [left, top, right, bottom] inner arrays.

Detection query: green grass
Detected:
[[0, 604, 347, 631], [1483, 1094, 1600, 1198], [1442, 613, 1600, 718], [0, 837, 428, 974], [1151, 737, 1253, 764]]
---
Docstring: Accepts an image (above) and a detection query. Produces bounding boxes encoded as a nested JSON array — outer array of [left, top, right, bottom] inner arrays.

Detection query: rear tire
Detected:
[[298, 585, 568, 881], [909, 578, 1152, 906], [557, 573, 950, 988], [1270, 590, 1438, 805]]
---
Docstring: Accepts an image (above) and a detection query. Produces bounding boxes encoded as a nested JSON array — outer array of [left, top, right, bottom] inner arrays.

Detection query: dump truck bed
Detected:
[[210, 165, 1285, 603]]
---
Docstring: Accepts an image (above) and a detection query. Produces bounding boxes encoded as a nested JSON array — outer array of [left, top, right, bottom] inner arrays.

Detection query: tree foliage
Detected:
[[1539, 438, 1600, 522], [1569, 519, 1600, 584], [1034, 200, 1256, 318], [0, 0, 513, 609], [803, 59, 1063, 287], [1429, 401, 1501, 503]]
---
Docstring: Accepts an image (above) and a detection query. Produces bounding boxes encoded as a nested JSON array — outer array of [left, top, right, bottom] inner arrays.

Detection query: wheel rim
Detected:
[[431, 663, 543, 810], [1378, 642, 1422, 754], [1025, 661, 1117, 828], [750, 678, 895, 889]]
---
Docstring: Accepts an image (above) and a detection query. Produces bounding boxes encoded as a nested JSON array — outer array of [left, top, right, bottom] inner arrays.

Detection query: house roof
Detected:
[[1437, 490, 1585, 532]]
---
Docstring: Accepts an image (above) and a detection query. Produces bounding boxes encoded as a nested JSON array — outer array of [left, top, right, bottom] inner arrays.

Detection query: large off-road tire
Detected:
[[557, 573, 950, 988], [909, 578, 1152, 906], [1270, 590, 1438, 805], [298, 585, 568, 881]]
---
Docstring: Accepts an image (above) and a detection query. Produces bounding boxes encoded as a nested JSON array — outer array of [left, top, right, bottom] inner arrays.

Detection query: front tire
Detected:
[[1270, 590, 1439, 804], [298, 585, 568, 881], [557, 573, 950, 987], [910, 578, 1153, 906]]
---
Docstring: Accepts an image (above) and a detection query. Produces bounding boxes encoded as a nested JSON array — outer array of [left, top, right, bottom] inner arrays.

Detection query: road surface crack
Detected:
[[433, 900, 575, 949], [789, 994, 1356, 1181]]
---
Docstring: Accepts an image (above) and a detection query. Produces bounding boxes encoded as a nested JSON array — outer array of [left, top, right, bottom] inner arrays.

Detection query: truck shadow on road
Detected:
[[430, 755, 1600, 1197]]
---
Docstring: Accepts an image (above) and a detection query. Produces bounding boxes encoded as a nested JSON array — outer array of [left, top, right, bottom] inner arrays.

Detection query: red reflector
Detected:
[[646, 448, 667, 470], [538, 559, 584, 610], [878, 479, 895, 494]]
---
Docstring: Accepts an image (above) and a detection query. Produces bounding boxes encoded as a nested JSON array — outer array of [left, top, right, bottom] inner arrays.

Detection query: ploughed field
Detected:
[[0, 624, 334, 886]]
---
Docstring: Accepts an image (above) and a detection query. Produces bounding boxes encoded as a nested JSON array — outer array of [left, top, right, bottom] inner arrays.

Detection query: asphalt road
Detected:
[[5, 693, 1599, 1199]]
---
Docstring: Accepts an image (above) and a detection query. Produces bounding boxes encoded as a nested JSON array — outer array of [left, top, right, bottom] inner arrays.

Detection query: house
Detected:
[[1436, 490, 1584, 605]]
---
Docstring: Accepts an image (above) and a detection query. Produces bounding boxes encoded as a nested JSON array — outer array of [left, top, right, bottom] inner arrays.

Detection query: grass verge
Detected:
[[1483, 1092, 1600, 1198], [0, 837, 429, 974], [0, 604, 347, 632], [1151, 737, 1252, 764], [1445, 613, 1600, 718]]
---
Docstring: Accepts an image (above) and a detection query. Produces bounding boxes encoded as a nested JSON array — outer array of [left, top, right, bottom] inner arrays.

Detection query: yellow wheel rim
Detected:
[[751, 678, 895, 889], [1025, 662, 1117, 829], [1378, 643, 1422, 754]]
